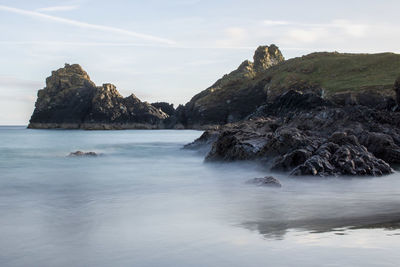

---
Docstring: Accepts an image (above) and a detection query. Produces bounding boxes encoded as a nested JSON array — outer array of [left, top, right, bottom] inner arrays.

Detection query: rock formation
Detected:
[[28, 64, 168, 129], [180, 48, 400, 127], [246, 176, 282, 187], [182, 44, 285, 126], [186, 90, 400, 176], [68, 151, 99, 157]]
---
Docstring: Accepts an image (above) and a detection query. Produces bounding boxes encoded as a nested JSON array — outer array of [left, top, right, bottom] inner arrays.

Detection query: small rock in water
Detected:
[[246, 176, 282, 188], [68, 151, 98, 157]]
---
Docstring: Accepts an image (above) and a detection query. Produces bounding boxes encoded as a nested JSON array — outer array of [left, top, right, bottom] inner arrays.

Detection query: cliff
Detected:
[[181, 47, 400, 127], [28, 64, 168, 129], [183, 44, 284, 126]]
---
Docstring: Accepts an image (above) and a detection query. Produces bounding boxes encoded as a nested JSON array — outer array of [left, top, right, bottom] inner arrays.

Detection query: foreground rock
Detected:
[[246, 176, 282, 187], [186, 90, 400, 176], [68, 151, 98, 157], [28, 64, 168, 129]]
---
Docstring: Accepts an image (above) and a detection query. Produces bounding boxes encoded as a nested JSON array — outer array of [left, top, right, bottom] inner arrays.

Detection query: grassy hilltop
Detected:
[[183, 47, 400, 125], [265, 52, 400, 97]]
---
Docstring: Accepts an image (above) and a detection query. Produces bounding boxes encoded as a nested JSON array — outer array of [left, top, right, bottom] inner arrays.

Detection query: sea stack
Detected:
[[28, 64, 168, 129]]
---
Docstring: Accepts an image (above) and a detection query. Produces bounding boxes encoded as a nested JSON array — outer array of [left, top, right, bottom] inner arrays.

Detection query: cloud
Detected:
[[331, 19, 368, 38], [263, 20, 290, 26], [264, 19, 369, 39], [35, 5, 79, 12], [215, 27, 248, 48], [0, 5, 176, 45], [0, 40, 256, 50], [0, 76, 42, 89], [286, 28, 327, 43]]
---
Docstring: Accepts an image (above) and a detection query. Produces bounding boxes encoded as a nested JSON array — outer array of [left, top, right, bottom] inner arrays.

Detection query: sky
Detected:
[[1, 0, 400, 125]]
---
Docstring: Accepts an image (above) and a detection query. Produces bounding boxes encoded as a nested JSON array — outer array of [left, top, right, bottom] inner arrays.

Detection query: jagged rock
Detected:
[[183, 44, 285, 126], [184, 130, 220, 154], [151, 102, 175, 116], [253, 44, 284, 73], [28, 64, 168, 129], [246, 176, 282, 187], [188, 90, 400, 177], [205, 130, 267, 161], [68, 151, 98, 157]]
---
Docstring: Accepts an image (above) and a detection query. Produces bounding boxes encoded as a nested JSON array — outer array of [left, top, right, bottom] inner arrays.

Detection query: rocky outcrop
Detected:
[[186, 90, 400, 176], [182, 44, 284, 126], [28, 64, 168, 129], [246, 176, 282, 187], [151, 102, 175, 116], [180, 49, 400, 127], [68, 151, 98, 157]]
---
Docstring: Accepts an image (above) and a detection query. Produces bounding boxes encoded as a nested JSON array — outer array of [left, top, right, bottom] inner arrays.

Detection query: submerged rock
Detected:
[[68, 151, 98, 157], [246, 176, 282, 187]]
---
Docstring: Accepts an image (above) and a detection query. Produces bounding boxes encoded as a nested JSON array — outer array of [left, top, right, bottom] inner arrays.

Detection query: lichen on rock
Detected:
[[28, 63, 168, 129]]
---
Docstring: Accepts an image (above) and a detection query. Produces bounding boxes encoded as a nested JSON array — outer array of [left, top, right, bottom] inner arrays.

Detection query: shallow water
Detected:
[[1, 126, 400, 267]]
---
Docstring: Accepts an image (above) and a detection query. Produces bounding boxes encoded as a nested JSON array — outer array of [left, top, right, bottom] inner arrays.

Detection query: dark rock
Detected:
[[28, 64, 168, 129], [205, 130, 261, 161], [183, 130, 220, 154], [246, 176, 282, 187], [183, 44, 284, 126], [249, 90, 332, 118], [271, 149, 312, 172], [197, 89, 399, 177], [68, 151, 98, 157], [394, 75, 400, 105], [151, 102, 175, 116]]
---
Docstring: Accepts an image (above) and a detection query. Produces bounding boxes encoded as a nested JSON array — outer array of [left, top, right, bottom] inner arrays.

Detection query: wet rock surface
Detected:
[[186, 90, 400, 176], [68, 151, 99, 157], [246, 176, 282, 187]]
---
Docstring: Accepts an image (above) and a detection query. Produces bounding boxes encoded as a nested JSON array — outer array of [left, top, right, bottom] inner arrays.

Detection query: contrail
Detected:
[[0, 5, 176, 45]]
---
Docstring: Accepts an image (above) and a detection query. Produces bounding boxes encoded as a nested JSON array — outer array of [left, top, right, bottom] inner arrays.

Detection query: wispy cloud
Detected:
[[35, 5, 79, 12], [263, 20, 291, 26], [0, 40, 255, 50], [0, 5, 176, 45], [263, 19, 369, 39], [0, 76, 42, 89]]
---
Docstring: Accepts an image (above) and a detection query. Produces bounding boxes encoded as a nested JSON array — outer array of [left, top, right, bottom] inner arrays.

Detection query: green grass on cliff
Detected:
[[265, 52, 400, 97]]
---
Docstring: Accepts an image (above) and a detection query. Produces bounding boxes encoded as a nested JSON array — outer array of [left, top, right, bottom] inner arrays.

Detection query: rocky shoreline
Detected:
[[27, 44, 400, 177], [185, 89, 400, 177]]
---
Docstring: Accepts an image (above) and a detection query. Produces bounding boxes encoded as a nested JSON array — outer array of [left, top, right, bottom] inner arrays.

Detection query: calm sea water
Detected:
[[1, 126, 400, 267]]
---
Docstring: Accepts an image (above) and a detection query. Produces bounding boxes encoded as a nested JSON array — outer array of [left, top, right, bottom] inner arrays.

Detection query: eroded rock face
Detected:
[[253, 44, 284, 73], [29, 64, 168, 129], [186, 90, 400, 177], [183, 44, 285, 126]]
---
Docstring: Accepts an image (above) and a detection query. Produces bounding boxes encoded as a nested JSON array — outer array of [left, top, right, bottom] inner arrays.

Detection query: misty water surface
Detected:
[[0, 127, 400, 267]]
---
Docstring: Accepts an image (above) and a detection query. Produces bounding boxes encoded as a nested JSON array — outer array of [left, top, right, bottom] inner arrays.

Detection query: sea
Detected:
[[1, 126, 400, 267]]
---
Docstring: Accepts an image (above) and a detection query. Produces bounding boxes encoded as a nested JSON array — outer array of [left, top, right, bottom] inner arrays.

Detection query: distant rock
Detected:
[[68, 151, 98, 157], [253, 44, 284, 73], [28, 63, 168, 129], [151, 102, 175, 116], [246, 176, 282, 187], [182, 44, 284, 126]]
